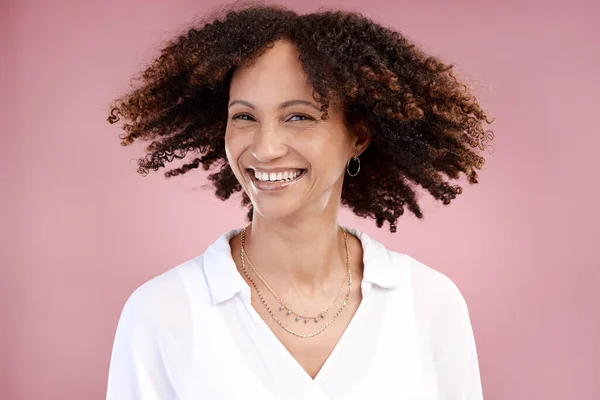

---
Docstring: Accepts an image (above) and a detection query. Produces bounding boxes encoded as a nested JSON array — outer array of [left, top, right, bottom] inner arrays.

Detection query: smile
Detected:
[[247, 168, 306, 191]]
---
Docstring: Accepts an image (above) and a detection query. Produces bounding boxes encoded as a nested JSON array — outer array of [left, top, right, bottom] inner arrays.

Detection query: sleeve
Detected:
[[106, 287, 177, 400], [434, 281, 484, 400]]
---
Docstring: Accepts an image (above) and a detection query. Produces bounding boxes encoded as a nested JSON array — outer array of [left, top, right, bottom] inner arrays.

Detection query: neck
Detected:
[[243, 204, 346, 291]]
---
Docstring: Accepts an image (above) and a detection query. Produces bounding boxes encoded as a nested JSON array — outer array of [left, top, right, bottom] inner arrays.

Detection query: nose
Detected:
[[251, 121, 288, 163]]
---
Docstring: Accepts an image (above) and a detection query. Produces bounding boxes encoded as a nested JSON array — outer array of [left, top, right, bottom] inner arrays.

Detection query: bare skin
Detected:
[[229, 231, 364, 379], [225, 39, 369, 379]]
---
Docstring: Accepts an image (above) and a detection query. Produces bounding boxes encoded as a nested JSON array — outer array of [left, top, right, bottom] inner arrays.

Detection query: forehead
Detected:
[[229, 39, 315, 104]]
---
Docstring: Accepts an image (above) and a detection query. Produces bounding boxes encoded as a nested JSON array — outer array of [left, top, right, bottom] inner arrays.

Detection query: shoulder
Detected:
[[393, 251, 465, 303], [117, 228, 243, 325], [118, 255, 210, 327], [350, 227, 467, 309], [386, 249, 471, 329]]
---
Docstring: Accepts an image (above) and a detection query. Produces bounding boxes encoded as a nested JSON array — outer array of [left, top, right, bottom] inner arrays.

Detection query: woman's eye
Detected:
[[288, 114, 313, 122], [232, 114, 254, 121]]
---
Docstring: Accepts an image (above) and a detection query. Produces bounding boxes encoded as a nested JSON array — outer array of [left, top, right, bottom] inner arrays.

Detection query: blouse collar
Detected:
[[202, 227, 402, 305]]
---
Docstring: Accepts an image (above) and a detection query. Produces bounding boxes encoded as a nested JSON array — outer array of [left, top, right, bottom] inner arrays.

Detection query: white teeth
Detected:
[[252, 169, 303, 182]]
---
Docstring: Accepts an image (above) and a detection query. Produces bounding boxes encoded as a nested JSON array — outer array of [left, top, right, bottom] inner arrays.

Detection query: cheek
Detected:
[[224, 130, 243, 169], [320, 134, 352, 162], [307, 142, 350, 178]]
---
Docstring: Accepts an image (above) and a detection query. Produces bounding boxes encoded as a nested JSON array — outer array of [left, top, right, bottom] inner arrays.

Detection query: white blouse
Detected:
[[107, 228, 483, 400]]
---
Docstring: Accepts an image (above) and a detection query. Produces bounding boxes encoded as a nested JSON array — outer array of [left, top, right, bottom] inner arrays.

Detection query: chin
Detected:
[[250, 199, 302, 222]]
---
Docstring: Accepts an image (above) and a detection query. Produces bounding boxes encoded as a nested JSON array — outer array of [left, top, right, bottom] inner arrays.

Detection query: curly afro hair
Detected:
[[107, 2, 495, 233]]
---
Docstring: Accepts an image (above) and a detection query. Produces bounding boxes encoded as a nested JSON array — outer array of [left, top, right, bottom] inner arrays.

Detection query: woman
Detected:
[[106, 4, 494, 399]]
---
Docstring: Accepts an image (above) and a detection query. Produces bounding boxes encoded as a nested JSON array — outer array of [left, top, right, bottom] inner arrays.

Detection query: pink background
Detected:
[[2, 0, 599, 399]]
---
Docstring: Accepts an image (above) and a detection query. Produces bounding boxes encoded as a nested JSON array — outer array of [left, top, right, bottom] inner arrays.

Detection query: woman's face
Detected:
[[225, 39, 358, 221]]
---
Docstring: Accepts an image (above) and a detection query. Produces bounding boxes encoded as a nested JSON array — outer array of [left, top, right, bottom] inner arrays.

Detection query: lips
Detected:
[[247, 168, 306, 191], [252, 169, 304, 182]]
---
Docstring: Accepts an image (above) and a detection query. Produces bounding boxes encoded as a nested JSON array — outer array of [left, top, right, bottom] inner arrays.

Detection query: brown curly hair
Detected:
[[106, 2, 495, 232]]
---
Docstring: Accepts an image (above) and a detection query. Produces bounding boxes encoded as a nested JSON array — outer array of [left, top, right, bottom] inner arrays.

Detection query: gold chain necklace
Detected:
[[240, 227, 353, 339], [243, 251, 349, 323]]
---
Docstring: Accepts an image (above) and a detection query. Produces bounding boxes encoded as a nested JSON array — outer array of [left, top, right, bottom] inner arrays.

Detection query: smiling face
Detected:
[[225, 39, 359, 222]]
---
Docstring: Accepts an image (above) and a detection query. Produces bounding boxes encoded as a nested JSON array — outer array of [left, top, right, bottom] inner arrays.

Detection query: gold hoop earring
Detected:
[[346, 150, 360, 177]]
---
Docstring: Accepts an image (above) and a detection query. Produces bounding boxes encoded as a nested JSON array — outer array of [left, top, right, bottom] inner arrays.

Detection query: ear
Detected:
[[351, 120, 372, 157]]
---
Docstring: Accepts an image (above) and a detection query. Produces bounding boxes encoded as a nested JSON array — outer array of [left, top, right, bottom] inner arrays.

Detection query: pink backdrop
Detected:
[[2, 0, 599, 399]]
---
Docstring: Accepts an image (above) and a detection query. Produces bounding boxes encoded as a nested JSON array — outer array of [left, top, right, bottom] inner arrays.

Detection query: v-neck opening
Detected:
[[223, 226, 379, 387], [241, 280, 372, 385]]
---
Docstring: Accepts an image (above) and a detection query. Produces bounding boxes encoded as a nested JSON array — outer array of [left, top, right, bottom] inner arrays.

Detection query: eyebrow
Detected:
[[228, 99, 321, 111]]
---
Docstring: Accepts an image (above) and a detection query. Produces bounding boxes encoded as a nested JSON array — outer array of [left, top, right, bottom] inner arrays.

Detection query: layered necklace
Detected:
[[240, 227, 353, 339]]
